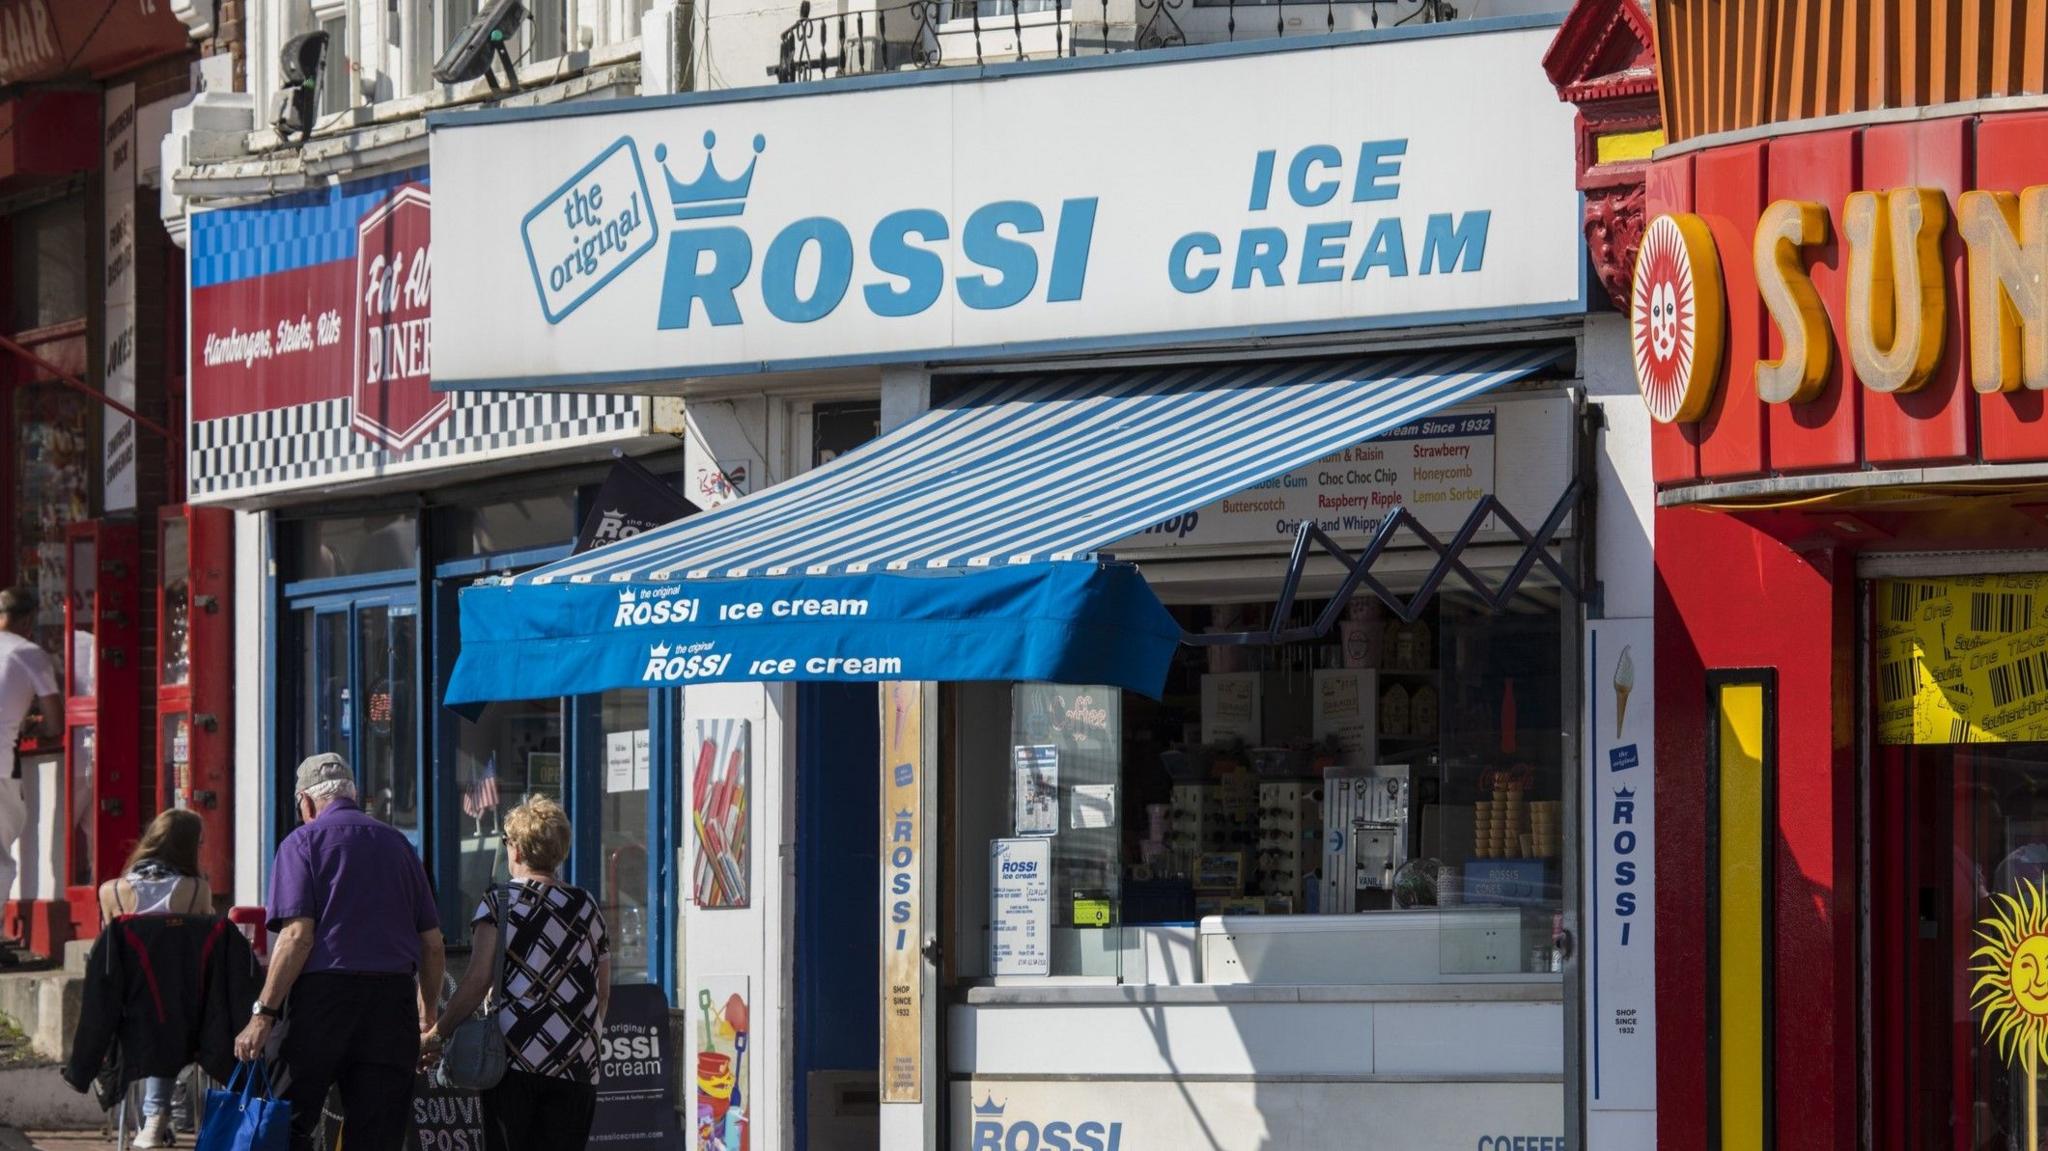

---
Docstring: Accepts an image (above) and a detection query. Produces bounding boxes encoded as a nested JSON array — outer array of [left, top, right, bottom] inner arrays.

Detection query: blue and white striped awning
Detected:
[[445, 346, 1561, 704]]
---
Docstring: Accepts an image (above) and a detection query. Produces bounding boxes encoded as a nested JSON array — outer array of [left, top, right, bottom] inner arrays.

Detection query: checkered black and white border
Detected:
[[190, 392, 645, 500]]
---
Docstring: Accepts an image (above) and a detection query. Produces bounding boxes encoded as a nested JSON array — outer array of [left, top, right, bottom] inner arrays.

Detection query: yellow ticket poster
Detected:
[[1877, 576, 2048, 744]]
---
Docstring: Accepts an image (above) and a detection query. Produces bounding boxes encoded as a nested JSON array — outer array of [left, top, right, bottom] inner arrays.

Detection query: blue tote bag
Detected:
[[199, 1061, 293, 1151]]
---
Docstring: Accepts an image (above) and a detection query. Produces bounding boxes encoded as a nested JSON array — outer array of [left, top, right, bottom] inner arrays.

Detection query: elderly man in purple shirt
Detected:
[[235, 752, 445, 1151]]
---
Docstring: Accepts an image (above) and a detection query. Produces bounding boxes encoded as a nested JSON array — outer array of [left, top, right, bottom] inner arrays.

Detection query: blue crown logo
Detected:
[[655, 131, 765, 220], [973, 1094, 1006, 1117]]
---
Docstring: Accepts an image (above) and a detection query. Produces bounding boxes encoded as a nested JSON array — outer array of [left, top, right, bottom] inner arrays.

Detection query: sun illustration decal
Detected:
[[1974, 879, 2048, 1060], [1974, 878, 2048, 1146], [1629, 213, 1725, 425]]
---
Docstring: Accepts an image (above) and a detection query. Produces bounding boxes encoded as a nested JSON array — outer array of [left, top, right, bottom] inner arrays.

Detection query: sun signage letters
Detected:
[[1631, 185, 2048, 423]]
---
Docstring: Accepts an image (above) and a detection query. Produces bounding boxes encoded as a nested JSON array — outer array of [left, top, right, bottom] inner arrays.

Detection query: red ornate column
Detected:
[[1543, 0, 1661, 310]]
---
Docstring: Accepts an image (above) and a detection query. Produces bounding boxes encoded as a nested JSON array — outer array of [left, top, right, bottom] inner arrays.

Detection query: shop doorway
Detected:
[[1867, 573, 2048, 1151], [1870, 737, 2048, 1151], [794, 682, 881, 1151], [285, 588, 423, 846]]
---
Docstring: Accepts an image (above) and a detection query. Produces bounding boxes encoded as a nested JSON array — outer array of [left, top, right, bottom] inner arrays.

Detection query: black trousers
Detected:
[[279, 971, 420, 1151], [480, 1068, 598, 1151]]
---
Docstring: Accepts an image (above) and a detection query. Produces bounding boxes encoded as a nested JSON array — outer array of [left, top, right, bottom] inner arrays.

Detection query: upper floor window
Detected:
[[259, 0, 645, 130]]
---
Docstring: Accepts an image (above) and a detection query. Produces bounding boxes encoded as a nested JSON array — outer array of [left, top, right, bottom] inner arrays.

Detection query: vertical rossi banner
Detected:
[[101, 83, 137, 512], [881, 681, 924, 1104], [1584, 618, 1655, 1143]]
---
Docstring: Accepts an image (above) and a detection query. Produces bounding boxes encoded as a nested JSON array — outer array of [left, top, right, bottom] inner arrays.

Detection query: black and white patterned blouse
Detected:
[[473, 880, 610, 1084]]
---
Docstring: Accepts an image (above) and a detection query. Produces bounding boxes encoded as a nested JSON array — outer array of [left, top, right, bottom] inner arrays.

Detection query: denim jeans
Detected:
[[141, 1076, 175, 1119]]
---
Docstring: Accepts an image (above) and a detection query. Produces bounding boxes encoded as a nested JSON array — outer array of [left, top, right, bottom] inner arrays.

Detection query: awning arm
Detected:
[[0, 332, 180, 445], [1186, 475, 1586, 647]]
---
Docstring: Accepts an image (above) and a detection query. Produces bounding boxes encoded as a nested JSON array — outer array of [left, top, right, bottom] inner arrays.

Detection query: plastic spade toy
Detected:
[[722, 1032, 748, 1151]]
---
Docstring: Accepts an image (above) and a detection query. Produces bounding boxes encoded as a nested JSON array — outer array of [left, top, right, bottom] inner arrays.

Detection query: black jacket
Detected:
[[64, 914, 261, 1094]]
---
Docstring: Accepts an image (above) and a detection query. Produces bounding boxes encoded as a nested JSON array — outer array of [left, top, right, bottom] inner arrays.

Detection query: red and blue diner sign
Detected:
[[188, 167, 441, 452]]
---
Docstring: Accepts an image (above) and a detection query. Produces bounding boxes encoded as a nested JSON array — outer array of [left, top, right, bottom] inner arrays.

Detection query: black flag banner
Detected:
[[574, 453, 698, 555]]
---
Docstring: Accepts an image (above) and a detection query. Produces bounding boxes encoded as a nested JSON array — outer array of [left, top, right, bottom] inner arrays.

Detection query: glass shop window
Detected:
[[596, 689, 655, 985], [439, 494, 576, 559], [293, 512, 419, 579], [813, 401, 881, 467], [959, 586, 1569, 983], [10, 197, 88, 331], [445, 695, 563, 946]]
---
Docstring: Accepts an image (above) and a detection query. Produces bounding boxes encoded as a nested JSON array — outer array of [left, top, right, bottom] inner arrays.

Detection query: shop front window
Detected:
[[288, 592, 419, 836], [446, 694, 563, 947], [1009, 683, 1122, 978], [957, 583, 1569, 985], [65, 536, 94, 700], [440, 495, 577, 559], [357, 604, 420, 829], [1871, 574, 2048, 1149], [10, 197, 88, 331], [161, 518, 191, 687], [13, 381, 90, 682], [1880, 744, 2048, 1151], [292, 512, 419, 580], [68, 724, 94, 889], [597, 689, 655, 984]]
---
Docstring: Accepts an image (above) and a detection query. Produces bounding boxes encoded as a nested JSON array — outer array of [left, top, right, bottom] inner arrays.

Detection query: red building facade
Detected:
[[0, 0, 206, 953], [1636, 3, 2048, 1149]]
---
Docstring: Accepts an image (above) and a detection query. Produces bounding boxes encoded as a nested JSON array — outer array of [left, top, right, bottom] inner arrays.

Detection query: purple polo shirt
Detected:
[[266, 797, 440, 974]]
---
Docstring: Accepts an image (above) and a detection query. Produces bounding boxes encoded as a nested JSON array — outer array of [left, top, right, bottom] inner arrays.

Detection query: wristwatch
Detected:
[[252, 1000, 282, 1020]]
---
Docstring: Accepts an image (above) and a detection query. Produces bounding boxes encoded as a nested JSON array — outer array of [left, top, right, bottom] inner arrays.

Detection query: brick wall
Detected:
[[198, 0, 246, 92]]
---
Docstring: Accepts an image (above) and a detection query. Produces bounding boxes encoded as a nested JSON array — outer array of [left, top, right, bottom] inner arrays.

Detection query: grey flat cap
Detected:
[[294, 752, 354, 796]]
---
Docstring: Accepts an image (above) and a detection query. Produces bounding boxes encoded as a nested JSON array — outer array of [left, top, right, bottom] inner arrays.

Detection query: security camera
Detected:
[[274, 30, 328, 145], [433, 0, 527, 92]]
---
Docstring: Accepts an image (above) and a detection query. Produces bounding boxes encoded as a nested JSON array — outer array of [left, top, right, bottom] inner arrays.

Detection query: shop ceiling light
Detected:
[[434, 0, 527, 92], [273, 31, 328, 146]]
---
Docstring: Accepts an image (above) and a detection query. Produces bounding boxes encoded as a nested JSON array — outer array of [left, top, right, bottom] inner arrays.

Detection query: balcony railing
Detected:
[[769, 0, 1461, 83]]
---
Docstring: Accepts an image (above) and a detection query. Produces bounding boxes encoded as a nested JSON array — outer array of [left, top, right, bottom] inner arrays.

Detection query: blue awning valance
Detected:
[[444, 346, 1562, 704]]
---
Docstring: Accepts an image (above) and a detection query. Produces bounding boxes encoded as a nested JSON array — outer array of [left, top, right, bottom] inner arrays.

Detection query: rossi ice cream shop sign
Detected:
[[428, 18, 1581, 389]]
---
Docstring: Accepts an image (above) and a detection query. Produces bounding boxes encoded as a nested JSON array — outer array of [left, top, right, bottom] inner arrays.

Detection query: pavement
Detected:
[[1, 1132, 121, 1151]]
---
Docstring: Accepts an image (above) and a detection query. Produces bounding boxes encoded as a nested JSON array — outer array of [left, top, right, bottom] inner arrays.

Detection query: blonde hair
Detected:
[[504, 795, 571, 873]]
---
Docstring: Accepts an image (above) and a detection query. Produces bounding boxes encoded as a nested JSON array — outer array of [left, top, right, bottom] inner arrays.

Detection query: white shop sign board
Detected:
[[990, 838, 1052, 976], [429, 19, 1581, 390], [1583, 617, 1656, 1131]]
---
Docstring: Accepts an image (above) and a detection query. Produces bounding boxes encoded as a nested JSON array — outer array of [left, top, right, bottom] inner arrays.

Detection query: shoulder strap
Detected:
[[489, 885, 511, 1005]]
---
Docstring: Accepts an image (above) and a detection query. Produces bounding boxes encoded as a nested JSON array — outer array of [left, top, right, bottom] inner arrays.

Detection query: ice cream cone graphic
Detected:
[[1613, 646, 1636, 739]]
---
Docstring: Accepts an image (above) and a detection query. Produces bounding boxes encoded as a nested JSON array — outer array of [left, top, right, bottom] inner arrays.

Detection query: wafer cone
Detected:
[[1616, 686, 1631, 739]]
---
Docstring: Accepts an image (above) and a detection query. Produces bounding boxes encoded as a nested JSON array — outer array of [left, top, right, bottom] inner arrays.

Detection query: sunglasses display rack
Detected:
[[1255, 780, 1321, 910], [1166, 781, 1226, 866]]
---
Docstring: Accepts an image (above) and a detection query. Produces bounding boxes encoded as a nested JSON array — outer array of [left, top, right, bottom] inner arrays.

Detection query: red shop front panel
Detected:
[[1860, 117, 1975, 467], [1764, 128, 1862, 472], [1973, 111, 2048, 463], [1694, 143, 1769, 480]]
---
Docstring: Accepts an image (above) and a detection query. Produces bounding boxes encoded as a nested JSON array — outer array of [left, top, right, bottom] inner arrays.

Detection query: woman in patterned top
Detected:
[[423, 796, 610, 1151]]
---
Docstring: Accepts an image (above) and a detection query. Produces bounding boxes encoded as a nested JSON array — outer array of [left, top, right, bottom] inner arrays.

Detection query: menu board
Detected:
[[989, 838, 1051, 976], [1877, 574, 2048, 744], [1118, 409, 1500, 550]]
